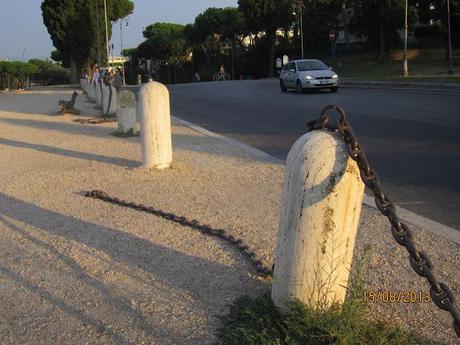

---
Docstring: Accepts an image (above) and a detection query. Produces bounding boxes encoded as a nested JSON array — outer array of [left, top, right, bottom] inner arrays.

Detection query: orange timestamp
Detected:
[[364, 290, 431, 303]]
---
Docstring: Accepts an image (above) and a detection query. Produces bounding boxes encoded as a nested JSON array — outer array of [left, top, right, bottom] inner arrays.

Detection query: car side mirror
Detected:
[[328, 67, 333, 70], [289, 69, 295, 73]]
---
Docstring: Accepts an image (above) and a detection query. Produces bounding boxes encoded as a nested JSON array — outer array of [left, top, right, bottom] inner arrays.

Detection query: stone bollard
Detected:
[[87, 81, 95, 102], [271, 130, 364, 309], [95, 81, 103, 109], [91, 82, 96, 102], [138, 81, 172, 169], [102, 84, 117, 116], [116, 90, 139, 135]]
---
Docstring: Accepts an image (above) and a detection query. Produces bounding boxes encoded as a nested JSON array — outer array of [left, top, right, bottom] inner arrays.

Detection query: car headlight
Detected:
[[332, 74, 338, 79], [305, 75, 313, 80]]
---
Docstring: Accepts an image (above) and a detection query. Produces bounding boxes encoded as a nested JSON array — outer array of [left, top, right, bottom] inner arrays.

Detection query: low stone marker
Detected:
[[86, 81, 95, 102], [95, 81, 103, 109], [102, 83, 117, 116], [138, 81, 173, 169], [272, 130, 364, 309], [116, 90, 138, 135], [80, 79, 86, 94]]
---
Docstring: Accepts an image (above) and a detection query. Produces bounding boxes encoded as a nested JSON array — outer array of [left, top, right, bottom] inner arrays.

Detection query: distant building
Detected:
[[108, 56, 130, 66]]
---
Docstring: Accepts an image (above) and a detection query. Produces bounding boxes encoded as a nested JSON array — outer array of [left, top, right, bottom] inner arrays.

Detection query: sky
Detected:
[[0, 0, 238, 61]]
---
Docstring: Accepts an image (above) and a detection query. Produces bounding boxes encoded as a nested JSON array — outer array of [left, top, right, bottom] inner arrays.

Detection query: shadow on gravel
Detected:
[[0, 193, 261, 343], [0, 91, 82, 115], [0, 138, 139, 168], [0, 116, 116, 138], [0, 263, 131, 345]]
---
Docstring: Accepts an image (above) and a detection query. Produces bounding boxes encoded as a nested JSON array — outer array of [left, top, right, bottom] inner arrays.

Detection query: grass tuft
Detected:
[[216, 245, 442, 345], [111, 128, 140, 138]]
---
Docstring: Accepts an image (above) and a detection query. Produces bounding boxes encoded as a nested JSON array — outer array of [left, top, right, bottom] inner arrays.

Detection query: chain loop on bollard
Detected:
[[307, 104, 460, 339]]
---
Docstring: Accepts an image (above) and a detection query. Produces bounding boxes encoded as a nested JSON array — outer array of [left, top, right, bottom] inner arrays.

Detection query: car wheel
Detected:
[[280, 80, 287, 92], [330, 86, 338, 93], [296, 80, 303, 93]]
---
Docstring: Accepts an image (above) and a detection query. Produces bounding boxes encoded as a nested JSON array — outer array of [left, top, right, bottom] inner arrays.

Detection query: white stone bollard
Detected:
[[91, 82, 96, 101], [95, 82, 103, 109], [272, 130, 364, 309], [102, 84, 117, 116], [116, 90, 139, 134], [138, 81, 173, 169], [87, 81, 95, 102]]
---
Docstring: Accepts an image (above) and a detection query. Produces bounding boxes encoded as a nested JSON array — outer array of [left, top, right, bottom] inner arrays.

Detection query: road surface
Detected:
[[134, 80, 460, 230]]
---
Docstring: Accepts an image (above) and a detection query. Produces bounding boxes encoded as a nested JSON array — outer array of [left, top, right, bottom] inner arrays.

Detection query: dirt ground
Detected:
[[0, 89, 458, 345]]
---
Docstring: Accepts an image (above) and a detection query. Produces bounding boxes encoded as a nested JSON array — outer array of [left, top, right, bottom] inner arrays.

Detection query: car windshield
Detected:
[[297, 60, 328, 71]]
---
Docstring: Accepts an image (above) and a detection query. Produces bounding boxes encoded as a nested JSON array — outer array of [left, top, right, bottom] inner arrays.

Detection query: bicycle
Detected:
[[212, 72, 231, 81]]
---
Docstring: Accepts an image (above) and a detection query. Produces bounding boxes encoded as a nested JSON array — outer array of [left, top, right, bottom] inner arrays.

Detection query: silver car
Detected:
[[279, 59, 339, 93]]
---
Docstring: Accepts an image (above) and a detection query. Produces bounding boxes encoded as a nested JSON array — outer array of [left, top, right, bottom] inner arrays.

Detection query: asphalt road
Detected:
[[133, 80, 460, 230]]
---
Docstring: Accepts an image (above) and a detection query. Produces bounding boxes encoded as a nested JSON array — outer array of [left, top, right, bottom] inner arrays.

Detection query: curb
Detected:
[[172, 116, 280, 164], [340, 80, 460, 93], [174, 114, 460, 245]]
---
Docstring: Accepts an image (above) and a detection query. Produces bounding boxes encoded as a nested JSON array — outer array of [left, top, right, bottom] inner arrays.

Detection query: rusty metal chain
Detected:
[[73, 117, 117, 125], [83, 190, 273, 278], [307, 104, 460, 339]]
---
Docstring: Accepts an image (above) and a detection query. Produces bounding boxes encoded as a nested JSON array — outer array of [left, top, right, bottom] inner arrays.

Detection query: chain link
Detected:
[[83, 190, 272, 278], [73, 117, 117, 125], [307, 104, 460, 339]]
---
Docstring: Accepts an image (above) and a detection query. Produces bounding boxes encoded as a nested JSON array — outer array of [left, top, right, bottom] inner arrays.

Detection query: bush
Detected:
[[28, 59, 70, 85], [0, 60, 38, 89]]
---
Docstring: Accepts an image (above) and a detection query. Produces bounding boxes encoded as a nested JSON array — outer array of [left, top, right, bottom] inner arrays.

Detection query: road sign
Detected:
[[329, 31, 336, 41]]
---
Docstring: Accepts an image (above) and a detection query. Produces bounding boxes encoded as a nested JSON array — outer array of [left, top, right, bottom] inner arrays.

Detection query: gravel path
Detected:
[[0, 89, 458, 344]]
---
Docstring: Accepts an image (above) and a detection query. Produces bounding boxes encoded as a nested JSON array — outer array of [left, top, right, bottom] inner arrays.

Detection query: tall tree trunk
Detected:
[[378, 24, 385, 61], [231, 42, 235, 80], [378, 3, 386, 62], [267, 31, 276, 78], [201, 44, 212, 69], [70, 56, 78, 84]]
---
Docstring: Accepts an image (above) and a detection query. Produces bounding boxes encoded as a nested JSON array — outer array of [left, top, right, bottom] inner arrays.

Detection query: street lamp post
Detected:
[[95, 0, 101, 67], [300, 6, 304, 59], [120, 18, 129, 86], [447, 0, 454, 74], [103, 0, 110, 67], [403, 0, 409, 77], [293, 0, 305, 59]]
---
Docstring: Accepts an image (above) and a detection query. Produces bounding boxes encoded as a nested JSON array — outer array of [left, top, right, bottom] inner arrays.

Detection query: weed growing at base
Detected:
[[217, 246, 442, 345], [111, 128, 140, 138]]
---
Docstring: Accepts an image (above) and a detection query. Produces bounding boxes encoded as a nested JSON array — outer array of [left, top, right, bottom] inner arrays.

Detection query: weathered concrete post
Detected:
[[272, 130, 364, 309], [116, 90, 138, 134], [138, 81, 172, 169], [87, 81, 95, 102], [102, 83, 117, 116], [95, 81, 103, 109], [80, 79, 86, 94]]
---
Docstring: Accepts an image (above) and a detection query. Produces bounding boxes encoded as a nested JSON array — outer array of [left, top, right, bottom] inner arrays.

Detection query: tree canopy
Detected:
[[238, 0, 294, 76], [191, 7, 246, 42], [348, 0, 418, 59], [140, 23, 187, 65], [41, 0, 134, 82]]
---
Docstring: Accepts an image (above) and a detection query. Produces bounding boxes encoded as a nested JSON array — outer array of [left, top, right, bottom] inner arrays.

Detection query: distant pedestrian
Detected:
[[92, 66, 100, 84]]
